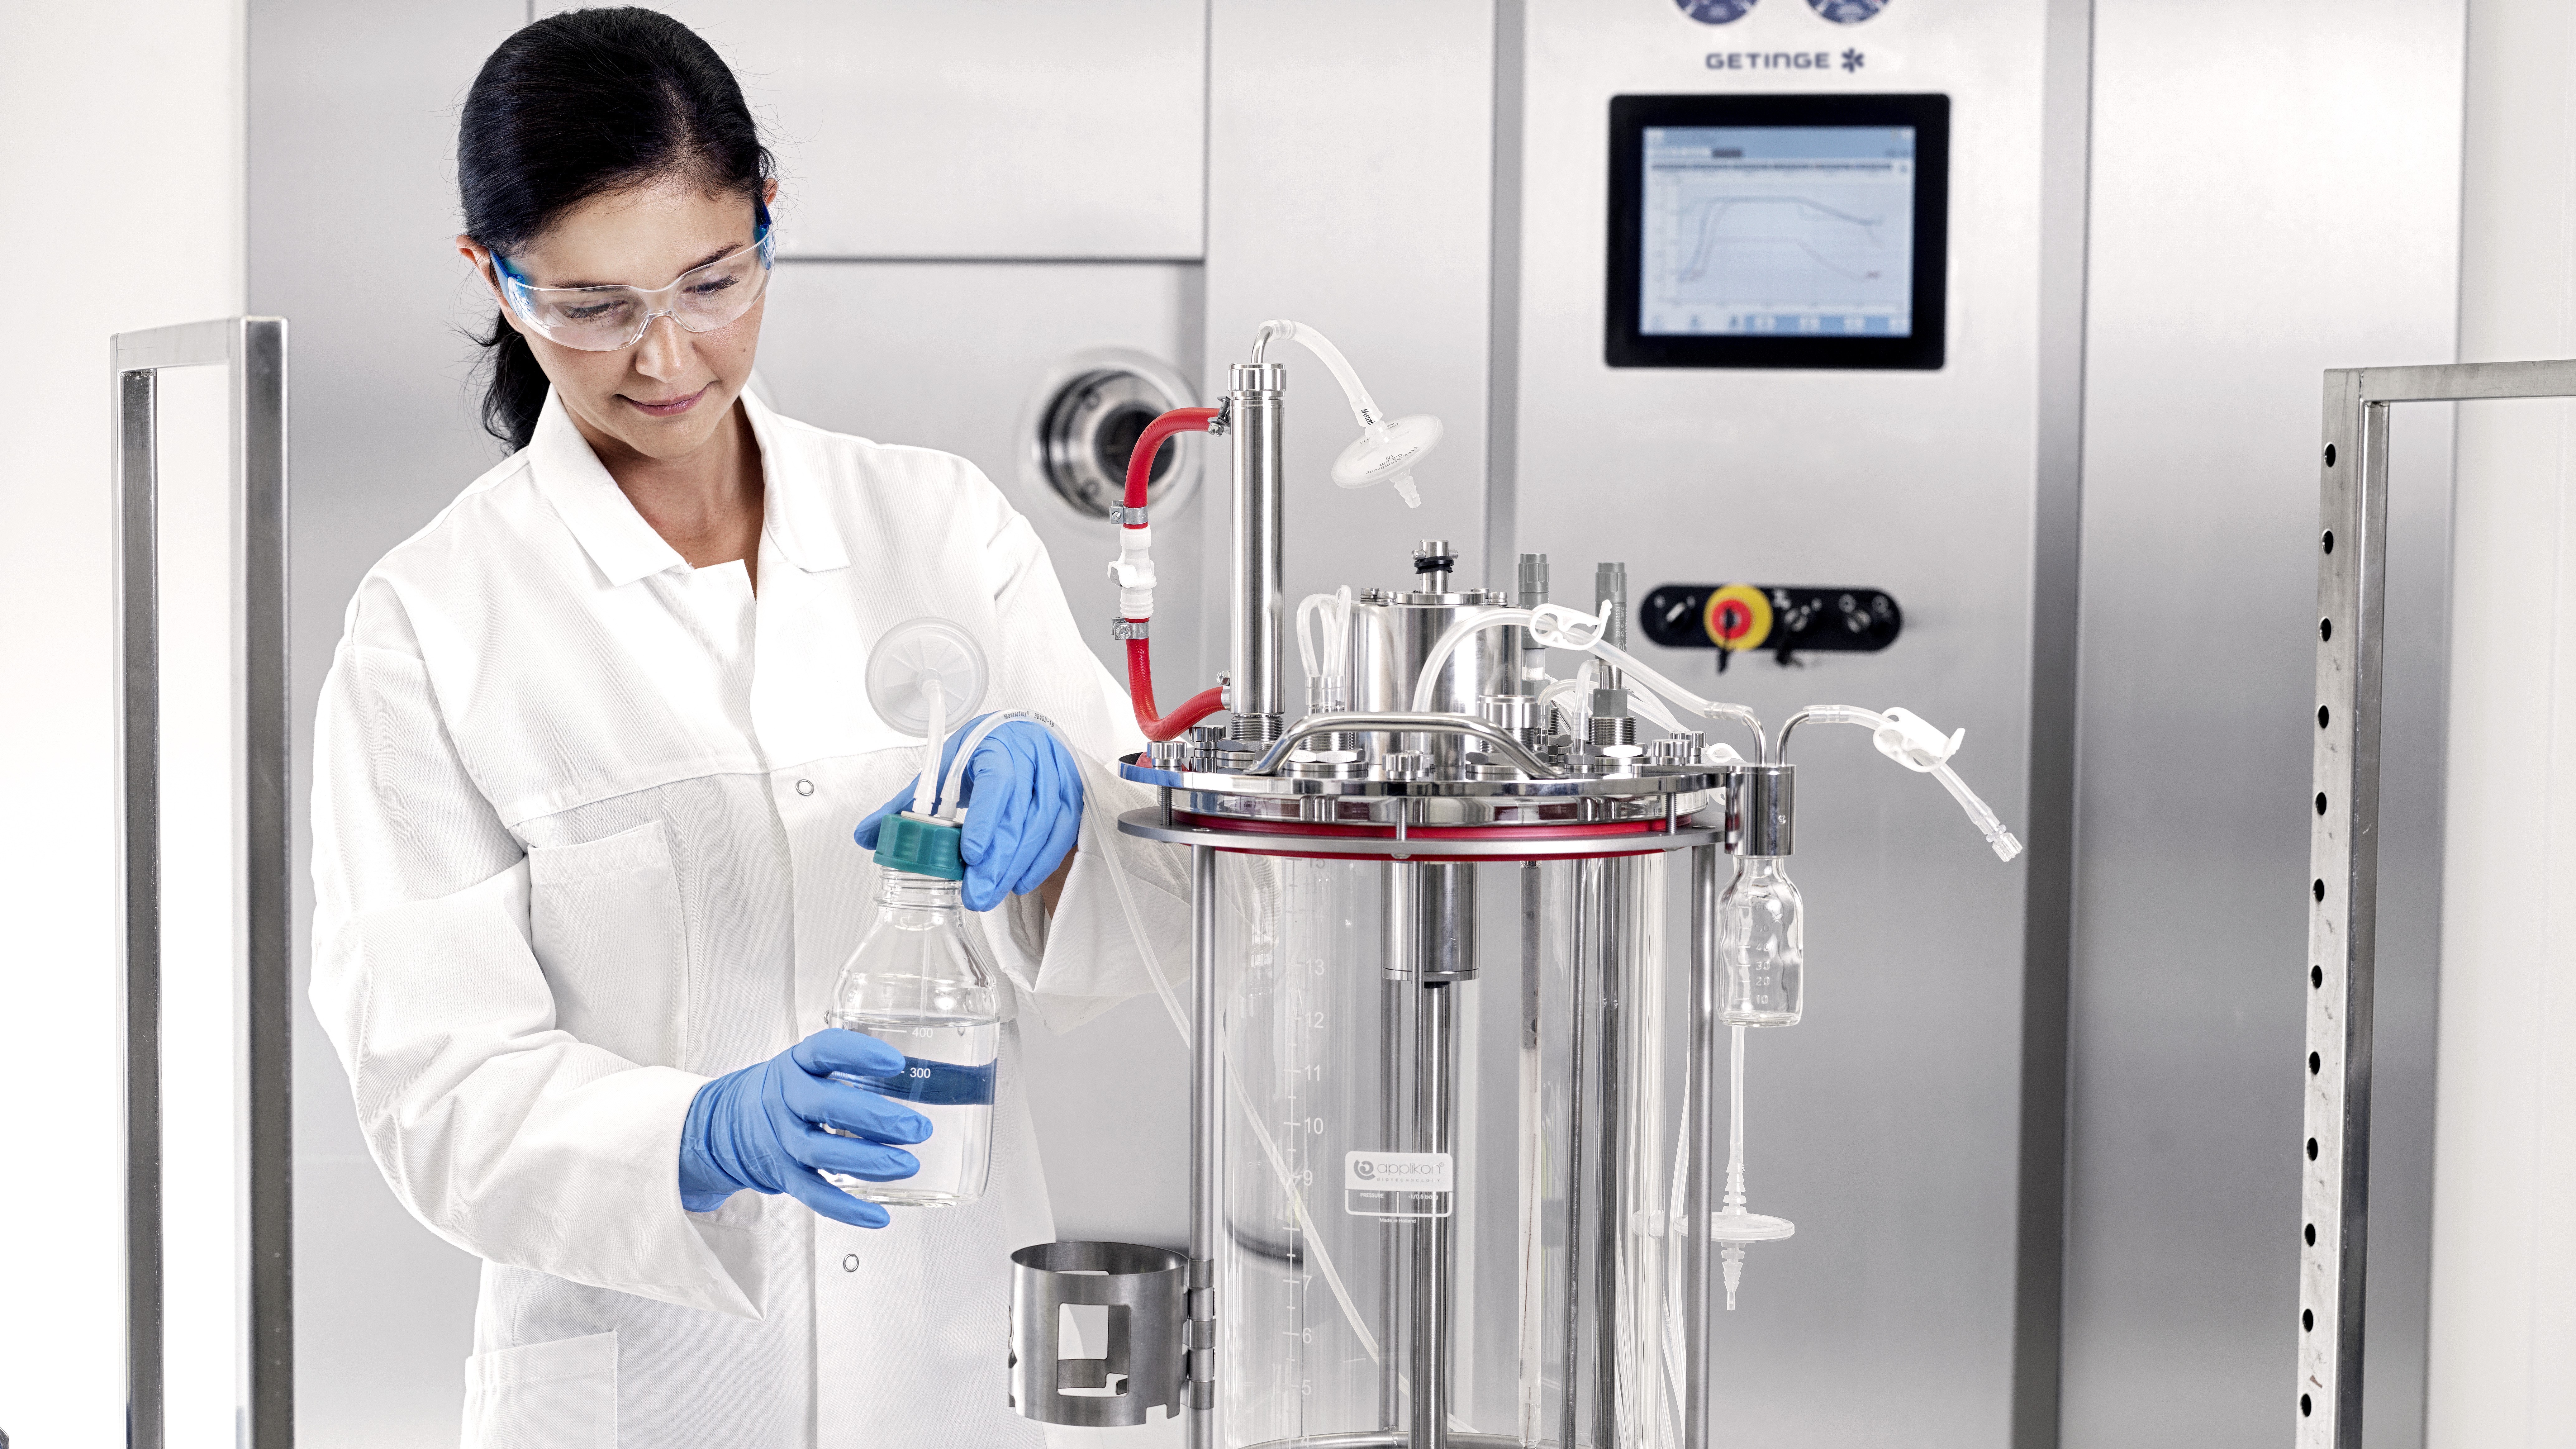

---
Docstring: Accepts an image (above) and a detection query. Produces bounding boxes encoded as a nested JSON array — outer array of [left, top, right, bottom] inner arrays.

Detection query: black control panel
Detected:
[[1640, 583, 1901, 670]]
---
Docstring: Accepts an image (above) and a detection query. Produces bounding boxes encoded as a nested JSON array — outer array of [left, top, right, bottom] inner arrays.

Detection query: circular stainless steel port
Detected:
[[1019, 349, 1203, 522]]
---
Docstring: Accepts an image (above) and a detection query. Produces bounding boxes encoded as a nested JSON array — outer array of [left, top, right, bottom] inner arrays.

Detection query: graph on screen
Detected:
[[1640, 125, 1915, 338]]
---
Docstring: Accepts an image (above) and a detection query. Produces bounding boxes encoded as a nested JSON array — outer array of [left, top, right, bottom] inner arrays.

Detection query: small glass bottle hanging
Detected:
[[821, 810, 1003, 1208], [1711, 849, 1804, 1306], [1720, 855, 1804, 1026]]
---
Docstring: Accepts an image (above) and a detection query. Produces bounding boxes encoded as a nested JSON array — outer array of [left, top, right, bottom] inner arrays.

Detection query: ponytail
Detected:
[[476, 315, 552, 453]]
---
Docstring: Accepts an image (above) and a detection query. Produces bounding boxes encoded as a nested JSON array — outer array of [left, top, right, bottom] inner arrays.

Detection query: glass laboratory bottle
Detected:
[[1719, 855, 1804, 1026], [822, 814, 1002, 1208]]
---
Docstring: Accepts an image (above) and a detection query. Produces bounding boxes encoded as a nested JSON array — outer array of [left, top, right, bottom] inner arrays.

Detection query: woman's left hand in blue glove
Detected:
[[855, 715, 1084, 912]]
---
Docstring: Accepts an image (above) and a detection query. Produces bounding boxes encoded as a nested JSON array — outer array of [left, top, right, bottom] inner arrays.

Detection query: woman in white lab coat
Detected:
[[307, 10, 1188, 1445]]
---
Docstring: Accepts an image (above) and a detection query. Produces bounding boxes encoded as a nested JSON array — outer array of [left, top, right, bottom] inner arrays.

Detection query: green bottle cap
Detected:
[[873, 811, 965, 881]]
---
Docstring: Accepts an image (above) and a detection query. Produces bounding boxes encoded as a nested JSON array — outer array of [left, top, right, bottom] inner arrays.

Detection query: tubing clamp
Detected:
[[1110, 619, 1151, 641], [1114, 505, 1149, 526]]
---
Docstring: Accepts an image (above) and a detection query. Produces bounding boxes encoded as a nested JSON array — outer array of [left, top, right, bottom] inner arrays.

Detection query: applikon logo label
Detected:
[[1343, 1151, 1455, 1219], [1343, 1151, 1452, 1193]]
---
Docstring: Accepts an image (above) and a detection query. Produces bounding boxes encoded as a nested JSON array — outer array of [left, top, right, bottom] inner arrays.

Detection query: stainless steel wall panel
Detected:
[[593, 0, 1208, 261], [250, 2, 565, 1443], [751, 258, 1209, 686], [1202, 0, 1499, 653], [2067, 5, 2464, 1446], [1511, 4, 2057, 1444], [2014, 3, 2096, 1441]]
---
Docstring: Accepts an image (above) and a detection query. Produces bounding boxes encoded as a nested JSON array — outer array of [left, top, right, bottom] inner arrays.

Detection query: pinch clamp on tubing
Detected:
[[1112, 406, 1226, 741]]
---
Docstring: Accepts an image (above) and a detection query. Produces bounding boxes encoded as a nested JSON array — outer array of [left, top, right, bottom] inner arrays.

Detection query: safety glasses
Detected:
[[493, 203, 777, 352]]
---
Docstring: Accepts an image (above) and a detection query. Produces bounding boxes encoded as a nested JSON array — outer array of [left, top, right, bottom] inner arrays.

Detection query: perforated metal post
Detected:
[[2299, 359, 2576, 1449], [2301, 368, 2379, 1449]]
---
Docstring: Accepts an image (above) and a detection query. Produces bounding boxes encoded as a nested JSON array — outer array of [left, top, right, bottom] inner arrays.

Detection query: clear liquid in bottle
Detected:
[[821, 824, 1003, 1208], [820, 1012, 999, 1207]]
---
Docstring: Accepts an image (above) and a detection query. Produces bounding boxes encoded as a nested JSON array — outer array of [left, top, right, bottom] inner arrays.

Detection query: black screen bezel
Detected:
[[1605, 92, 1950, 371]]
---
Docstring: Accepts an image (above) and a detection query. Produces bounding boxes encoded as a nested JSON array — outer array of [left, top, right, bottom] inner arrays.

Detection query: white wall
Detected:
[[0, 0, 245, 1443], [2429, 2, 2576, 1442]]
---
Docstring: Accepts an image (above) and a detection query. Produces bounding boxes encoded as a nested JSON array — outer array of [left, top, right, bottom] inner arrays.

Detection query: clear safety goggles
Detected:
[[494, 204, 777, 352]]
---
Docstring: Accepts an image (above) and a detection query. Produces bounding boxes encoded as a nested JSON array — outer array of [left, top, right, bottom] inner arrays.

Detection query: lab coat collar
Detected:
[[739, 390, 850, 574], [527, 388, 848, 588]]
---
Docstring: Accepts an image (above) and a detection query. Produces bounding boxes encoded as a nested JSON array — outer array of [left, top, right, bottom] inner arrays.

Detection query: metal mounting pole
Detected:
[[1381, 864, 1414, 1430], [116, 359, 165, 1449], [1228, 362, 1286, 742], [1189, 844, 1221, 1449], [1411, 981, 1457, 1449], [1685, 845, 1720, 1449], [1591, 859, 1626, 1449], [1518, 859, 1544, 1446], [1559, 858, 1601, 1449]]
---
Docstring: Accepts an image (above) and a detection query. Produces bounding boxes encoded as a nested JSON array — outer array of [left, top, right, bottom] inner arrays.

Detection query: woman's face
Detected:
[[462, 176, 776, 462]]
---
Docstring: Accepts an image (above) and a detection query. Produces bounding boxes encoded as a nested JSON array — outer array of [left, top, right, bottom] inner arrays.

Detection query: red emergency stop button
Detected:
[[1703, 584, 1773, 651]]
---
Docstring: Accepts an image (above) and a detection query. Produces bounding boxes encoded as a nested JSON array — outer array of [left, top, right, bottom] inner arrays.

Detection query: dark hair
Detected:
[[458, 7, 773, 451]]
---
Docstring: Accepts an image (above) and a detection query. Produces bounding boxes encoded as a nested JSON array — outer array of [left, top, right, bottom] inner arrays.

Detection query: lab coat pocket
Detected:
[[461, 1329, 617, 1449], [527, 820, 688, 1068]]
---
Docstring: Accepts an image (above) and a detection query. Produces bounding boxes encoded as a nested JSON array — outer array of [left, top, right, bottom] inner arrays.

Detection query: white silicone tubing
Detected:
[[911, 678, 948, 816], [1932, 762, 2024, 862], [1409, 607, 1771, 758], [1258, 318, 1381, 426], [1298, 587, 1356, 712], [934, 709, 1058, 821], [1775, 705, 2024, 862]]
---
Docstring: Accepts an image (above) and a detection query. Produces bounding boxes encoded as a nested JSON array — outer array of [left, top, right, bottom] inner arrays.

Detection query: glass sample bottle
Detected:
[[1719, 855, 1804, 1027], [822, 813, 1002, 1208]]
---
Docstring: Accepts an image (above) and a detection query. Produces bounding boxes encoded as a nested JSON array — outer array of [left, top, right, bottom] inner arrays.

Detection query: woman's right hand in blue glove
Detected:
[[677, 1028, 929, 1229]]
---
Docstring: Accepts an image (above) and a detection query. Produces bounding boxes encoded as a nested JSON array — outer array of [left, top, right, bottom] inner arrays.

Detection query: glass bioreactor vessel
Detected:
[[997, 321, 2021, 1449]]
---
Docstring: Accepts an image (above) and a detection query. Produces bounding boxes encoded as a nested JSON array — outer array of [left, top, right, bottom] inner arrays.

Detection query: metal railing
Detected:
[[115, 316, 292, 1449]]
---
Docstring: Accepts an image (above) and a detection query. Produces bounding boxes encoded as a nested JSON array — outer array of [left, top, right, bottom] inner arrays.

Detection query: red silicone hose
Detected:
[[1129, 639, 1227, 742], [1122, 406, 1226, 741], [1125, 407, 1220, 515]]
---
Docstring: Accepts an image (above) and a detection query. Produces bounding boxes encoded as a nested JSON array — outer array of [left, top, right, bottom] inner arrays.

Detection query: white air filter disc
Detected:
[[1706, 1211, 1795, 1243], [865, 617, 988, 738]]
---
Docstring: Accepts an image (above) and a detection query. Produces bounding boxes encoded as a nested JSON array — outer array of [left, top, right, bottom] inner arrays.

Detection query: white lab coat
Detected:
[[309, 391, 1192, 1448]]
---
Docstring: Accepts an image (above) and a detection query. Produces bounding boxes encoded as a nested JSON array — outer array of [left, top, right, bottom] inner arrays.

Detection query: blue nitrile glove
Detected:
[[677, 1028, 930, 1230], [855, 715, 1084, 912]]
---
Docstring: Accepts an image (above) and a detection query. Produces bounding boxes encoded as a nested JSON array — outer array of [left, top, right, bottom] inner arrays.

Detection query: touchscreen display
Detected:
[[1639, 125, 1918, 339]]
